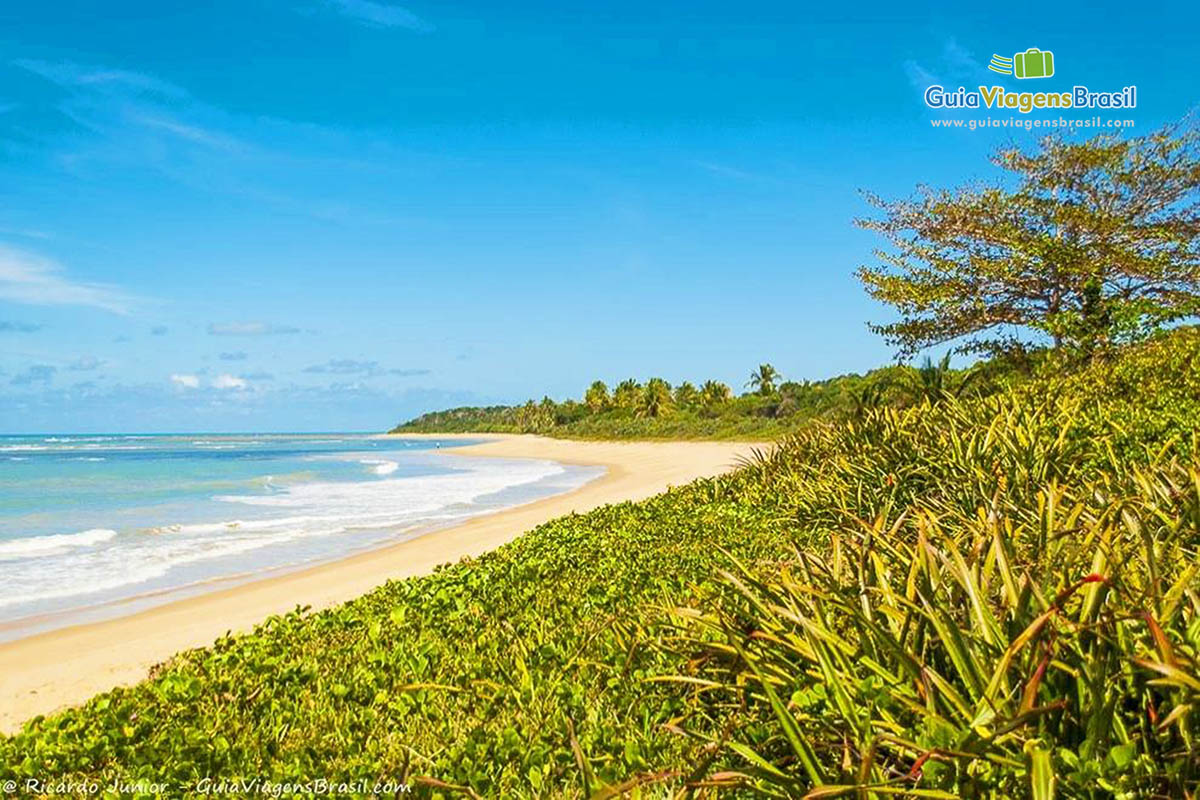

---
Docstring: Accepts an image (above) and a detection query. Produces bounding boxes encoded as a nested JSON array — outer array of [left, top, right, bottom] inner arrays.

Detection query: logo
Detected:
[[989, 48, 1056, 79], [920, 44, 1136, 115]]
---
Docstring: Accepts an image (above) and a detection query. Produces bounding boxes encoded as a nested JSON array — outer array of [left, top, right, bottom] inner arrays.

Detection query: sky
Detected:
[[0, 0, 1196, 432]]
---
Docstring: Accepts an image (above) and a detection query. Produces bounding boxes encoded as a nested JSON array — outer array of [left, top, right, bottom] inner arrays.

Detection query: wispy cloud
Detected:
[[904, 37, 983, 94], [219, 351, 248, 361], [903, 60, 940, 93], [692, 161, 764, 182], [128, 113, 244, 152], [0, 226, 51, 241], [15, 58, 431, 225], [0, 320, 42, 333], [324, 0, 434, 32], [170, 373, 200, 389], [67, 355, 102, 371], [10, 364, 56, 386], [212, 373, 248, 390], [5, 380, 486, 433], [0, 244, 133, 313], [208, 321, 300, 336], [943, 38, 982, 75], [16, 59, 249, 185], [14, 60, 188, 100], [304, 358, 382, 375], [302, 358, 430, 377]]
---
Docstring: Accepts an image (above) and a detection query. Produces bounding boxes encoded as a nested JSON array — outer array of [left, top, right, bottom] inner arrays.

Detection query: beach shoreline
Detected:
[[0, 434, 757, 735]]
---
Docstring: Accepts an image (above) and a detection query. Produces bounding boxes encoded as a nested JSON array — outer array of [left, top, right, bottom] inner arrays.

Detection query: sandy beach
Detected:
[[0, 434, 756, 735]]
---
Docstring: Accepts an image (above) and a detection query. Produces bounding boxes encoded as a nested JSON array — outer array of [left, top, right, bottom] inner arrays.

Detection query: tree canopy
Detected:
[[857, 118, 1200, 359]]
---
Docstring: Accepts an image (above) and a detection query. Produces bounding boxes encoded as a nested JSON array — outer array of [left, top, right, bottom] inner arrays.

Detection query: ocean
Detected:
[[0, 433, 602, 640]]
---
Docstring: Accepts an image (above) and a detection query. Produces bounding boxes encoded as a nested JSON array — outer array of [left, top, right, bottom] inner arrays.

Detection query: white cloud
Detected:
[[170, 373, 200, 389], [0, 244, 133, 313], [325, 0, 434, 31], [213, 373, 248, 390]]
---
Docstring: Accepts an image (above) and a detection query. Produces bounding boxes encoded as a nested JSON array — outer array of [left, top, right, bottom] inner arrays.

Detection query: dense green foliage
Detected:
[[3, 328, 1199, 797], [668, 348, 1200, 796], [391, 358, 997, 441], [3, 447, 800, 796]]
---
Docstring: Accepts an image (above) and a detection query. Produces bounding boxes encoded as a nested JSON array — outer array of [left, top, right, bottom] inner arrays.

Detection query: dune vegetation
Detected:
[[4, 328, 1199, 797], [5, 123, 1200, 797]]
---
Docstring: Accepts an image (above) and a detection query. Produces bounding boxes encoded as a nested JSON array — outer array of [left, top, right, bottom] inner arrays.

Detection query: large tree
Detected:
[[856, 118, 1200, 359]]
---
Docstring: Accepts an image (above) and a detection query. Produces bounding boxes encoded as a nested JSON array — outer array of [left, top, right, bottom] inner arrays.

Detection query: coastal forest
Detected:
[[4, 121, 1200, 798]]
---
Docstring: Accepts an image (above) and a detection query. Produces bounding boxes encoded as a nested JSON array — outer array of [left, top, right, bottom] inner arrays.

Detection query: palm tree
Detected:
[[746, 363, 780, 396], [584, 380, 610, 412], [700, 380, 732, 406], [915, 354, 950, 402], [516, 399, 554, 432], [774, 380, 811, 417], [639, 377, 674, 418], [849, 380, 889, 420], [902, 354, 980, 404], [673, 381, 699, 409], [613, 378, 641, 409]]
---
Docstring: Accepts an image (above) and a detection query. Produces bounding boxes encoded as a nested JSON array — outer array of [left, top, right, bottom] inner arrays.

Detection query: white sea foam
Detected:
[[1, 443, 146, 452], [0, 456, 581, 614], [0, 528, 118, 559], [216, 457, 563, 513], [361, 458, 399, 475]]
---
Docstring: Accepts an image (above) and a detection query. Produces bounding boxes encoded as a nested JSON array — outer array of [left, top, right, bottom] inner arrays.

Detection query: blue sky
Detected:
[[0, 0, 1195, 432]]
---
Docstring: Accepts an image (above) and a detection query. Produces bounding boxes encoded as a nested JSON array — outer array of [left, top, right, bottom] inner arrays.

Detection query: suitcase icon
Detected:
[[1013, 48, 1054, 79]]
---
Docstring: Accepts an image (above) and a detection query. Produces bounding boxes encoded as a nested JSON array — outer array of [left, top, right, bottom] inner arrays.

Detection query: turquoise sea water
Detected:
[[0, 434, 602, 639]]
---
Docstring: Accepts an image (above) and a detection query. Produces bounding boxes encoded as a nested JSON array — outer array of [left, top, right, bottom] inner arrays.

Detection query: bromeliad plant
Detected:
[[671, 449, 1200, 797]]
